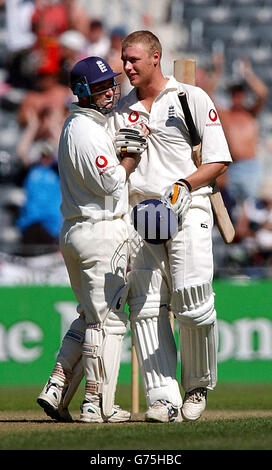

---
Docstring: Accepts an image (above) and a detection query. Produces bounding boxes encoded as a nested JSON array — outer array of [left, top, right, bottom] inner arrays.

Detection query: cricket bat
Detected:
[[174, 59, 235, 244]]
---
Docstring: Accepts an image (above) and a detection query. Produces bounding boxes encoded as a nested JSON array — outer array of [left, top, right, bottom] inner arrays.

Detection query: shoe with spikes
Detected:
[[181, 387, 207, 421], [37, 381, 73, 422]]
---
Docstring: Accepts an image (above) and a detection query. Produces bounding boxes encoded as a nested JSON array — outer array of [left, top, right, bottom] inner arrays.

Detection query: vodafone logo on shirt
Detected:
[[209, 109, 218, 122], [128, 111, 139, 123], [95, 156, 108, 168], [206, 108, 221, 127]]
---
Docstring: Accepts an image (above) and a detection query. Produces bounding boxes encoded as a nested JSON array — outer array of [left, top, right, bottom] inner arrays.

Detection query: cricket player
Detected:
[[37, 56, 147, 423], [109, 30, 232, 422]]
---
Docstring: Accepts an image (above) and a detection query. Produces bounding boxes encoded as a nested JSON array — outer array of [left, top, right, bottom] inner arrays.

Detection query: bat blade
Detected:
[[210, 185, 235, 243]]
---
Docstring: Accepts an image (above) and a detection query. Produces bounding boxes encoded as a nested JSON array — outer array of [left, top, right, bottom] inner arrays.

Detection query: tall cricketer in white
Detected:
[[109, 30, 232, 422]]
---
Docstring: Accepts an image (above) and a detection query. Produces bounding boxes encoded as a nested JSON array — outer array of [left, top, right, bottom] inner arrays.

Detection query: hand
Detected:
[[162, 180, 192, 228], [139, 122, 150, 138], [115, 127, 147, 156]]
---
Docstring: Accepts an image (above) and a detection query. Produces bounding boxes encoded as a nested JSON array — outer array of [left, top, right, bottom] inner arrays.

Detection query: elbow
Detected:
[[221, 164, 229, 175], [101, 180, 125, 200], [217, 162, 230, 177]]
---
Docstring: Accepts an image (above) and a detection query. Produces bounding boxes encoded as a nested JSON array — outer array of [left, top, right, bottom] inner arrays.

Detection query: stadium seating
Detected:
[[180, 0, 272, 108]]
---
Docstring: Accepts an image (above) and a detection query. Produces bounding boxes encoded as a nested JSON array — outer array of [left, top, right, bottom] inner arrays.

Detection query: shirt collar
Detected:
[[121, 76, 183, 112], [70, 102, 107, 126]]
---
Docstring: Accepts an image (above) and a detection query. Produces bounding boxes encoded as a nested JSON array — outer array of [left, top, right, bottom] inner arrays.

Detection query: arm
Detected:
[[16, 109, 40, 166], [240, 59, 269, 115], [77, 123, 142, 200], [120, 154, 141, 179], [173, 66, 234, 242], [184, 161, 230, 192]]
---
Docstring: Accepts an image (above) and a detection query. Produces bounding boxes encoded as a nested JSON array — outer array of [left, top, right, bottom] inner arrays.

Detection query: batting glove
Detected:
[[115, 127, 147, 156], [162, 179, 192, 228]]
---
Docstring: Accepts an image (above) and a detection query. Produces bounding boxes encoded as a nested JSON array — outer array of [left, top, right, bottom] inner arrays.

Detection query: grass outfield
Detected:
[[0, 383, 272, 452]]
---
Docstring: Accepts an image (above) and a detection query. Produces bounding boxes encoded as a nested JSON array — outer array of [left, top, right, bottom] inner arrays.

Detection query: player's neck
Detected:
[[137, 75, 168, 112]]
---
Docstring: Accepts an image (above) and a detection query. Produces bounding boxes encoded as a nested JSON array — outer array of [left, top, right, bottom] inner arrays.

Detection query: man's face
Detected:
[[121, 43, 156, 88], [90, 78, 119, 111], [232, 90, 245, 109]]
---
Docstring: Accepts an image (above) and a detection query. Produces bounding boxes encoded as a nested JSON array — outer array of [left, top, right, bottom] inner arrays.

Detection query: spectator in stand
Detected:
[[31, 0, 69, 39], [62, 0, 90, 38], [105, 26, 130, 95], [16, 69, 70, 181], [234, 178, 272, 269], [31, 0, 90, 39], [255, 180, 272, 264], [30, 0, 90, 80], [196, 51, 225, 104], [16, 104, 69, 175], [4, 0, 36, 90], [195, 52, 235, 218], [85, 19, 111, 59], [16, 141, 62, 252], [30, 0, 69, 78], [17, 69, 71, 135], [58, 29, 87, 86], [219, 59, 269, 214]]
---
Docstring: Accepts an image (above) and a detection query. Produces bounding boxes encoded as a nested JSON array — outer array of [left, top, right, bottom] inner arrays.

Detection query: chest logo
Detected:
[[95, 156, 108, 168], [168, 105, 176, 119], [128, 111, 139, 123]]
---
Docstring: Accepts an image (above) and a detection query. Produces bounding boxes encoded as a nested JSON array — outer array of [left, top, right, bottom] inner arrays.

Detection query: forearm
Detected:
[[184, 162, 229, 191], [245, 71, 269, 101], [16, 125, 38, 165], [120, 154, 141, 179]]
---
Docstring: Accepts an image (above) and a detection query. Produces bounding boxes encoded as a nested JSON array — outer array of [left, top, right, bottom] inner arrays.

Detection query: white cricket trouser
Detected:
[[59, 217, 129, 416], [128, 193, 217, 398], [60, 217, 129, 324]]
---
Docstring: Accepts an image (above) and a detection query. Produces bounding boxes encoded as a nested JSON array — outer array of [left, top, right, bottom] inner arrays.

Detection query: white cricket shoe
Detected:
[[80, 401, 131, 423], [145, 400, 182, 423], [107, 405, 131, 423], [37, 380, 73, 422], [181, 387, 207, 421]]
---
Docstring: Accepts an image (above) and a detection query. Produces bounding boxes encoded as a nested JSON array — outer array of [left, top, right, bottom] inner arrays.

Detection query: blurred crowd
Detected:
[[196, 52, 272, 278], [0, 0, 271, 278], [0, 0, 133, 256]]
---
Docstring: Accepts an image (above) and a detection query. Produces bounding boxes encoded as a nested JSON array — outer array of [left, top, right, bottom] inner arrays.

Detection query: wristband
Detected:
[[177, 178, 192, 192]]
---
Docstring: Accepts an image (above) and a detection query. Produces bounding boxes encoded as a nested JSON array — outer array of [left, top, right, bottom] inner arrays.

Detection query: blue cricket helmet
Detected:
[[70, 56, 121, 97], [132, 199, 178, 245]]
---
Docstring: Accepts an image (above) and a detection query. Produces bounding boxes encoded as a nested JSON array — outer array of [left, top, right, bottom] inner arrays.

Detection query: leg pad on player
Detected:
[[61, 359, 84, 408], [82, 313, 127, 418], [131, 309, 182, 408], [179, 321, 218, 392], [129, 269, 182, 408], [172, 282, 216, 327], [50, 315, 85, 386], [60, 284, 129, 411]]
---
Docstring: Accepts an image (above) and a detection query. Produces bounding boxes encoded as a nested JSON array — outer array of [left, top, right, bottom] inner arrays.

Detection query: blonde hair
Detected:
[[122, 30, 162, 58]]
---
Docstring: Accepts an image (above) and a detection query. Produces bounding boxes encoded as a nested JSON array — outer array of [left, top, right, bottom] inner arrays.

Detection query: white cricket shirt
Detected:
[[58, 104, 128, 221], [109, 76, 232, 199]]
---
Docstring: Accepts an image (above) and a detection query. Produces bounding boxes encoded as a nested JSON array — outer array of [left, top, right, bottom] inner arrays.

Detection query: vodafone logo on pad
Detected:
[[95, 156, 108, 168]]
